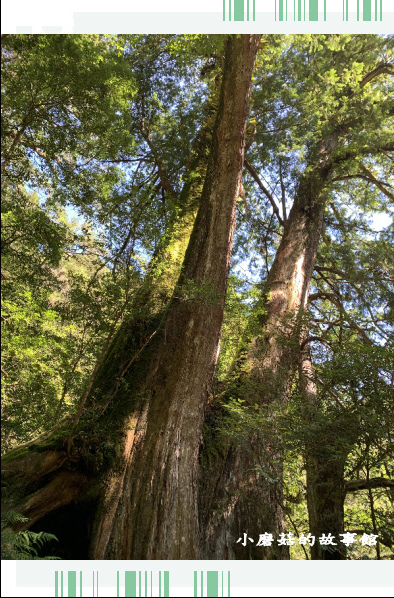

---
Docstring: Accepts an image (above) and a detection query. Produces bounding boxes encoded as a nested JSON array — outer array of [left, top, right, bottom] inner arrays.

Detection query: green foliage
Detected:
[[1, 33, 393, 558], [1, 34, 136, 201], [1, 512, 59, 560]]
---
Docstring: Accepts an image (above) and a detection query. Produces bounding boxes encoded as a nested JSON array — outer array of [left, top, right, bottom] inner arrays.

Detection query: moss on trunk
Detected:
[[2, 34, 261, 561], [199, 141, 337, 559]]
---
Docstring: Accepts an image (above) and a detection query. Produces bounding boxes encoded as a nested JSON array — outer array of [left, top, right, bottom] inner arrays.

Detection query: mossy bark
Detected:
[[2, 34, 261, 560], [89, 33, 261, 560], [200, 142, 337, 559], [305, 453, 346, 560], [1, 115, 208, 545]]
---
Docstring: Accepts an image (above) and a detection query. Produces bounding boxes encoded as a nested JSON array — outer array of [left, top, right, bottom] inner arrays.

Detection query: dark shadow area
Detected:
[[29, 501, 93, 559]]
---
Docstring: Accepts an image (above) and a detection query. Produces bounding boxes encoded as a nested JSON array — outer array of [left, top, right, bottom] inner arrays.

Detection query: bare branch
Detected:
[[346, 477, 394, 493], [140, 98, 178, 201], [357, 63, 394, 93], [359, 164, 394, 202], [308, 291, 373, 345], [244, 158, 284, 227], [279, 158, 287, 222]]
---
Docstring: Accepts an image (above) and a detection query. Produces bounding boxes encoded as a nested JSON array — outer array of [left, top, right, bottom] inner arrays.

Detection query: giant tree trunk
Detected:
[[300, 346, 347, 560], [201, 62, 386, 558], [2, 34, 261, 561], [200, 142, 336, 559], [78, 112, 212, 422], [72, 51, 224, 433], [91, 33, 261, 560]]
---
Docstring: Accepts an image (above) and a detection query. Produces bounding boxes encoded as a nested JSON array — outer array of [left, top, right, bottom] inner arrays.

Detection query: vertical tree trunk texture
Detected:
[[200, 436, 288, 559], [1, 117, 209, 530], [90, 33, 261, 560], [2, 34, 261, 560], [212, 65, 389, 558], [80, 70, 225, 423], [200, 139, 337, 559], [300, 346, 347, 560], [82, 116, 212, 417]]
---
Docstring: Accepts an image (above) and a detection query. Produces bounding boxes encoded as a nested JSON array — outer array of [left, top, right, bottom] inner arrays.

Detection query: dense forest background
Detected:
[[1, 34, 393, 561]]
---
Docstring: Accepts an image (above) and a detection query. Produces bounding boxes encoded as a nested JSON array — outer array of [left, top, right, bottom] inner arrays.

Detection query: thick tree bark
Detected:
[[2, 34, 261, 561], [200, 436, 288, 559], [200, 139, 336, 559], [1, 87, 209, 555], [77, 69, 227, 426], [69, 117, 210, 428], [89, 33, 261, 560]]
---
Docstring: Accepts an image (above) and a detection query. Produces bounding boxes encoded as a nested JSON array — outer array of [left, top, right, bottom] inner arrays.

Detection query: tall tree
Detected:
[[2, 34, 392, 562], [2, 34, 261, 560], [200, 34, 393, 559]]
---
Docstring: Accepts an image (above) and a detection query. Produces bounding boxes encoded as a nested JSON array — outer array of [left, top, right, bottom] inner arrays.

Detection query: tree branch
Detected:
[[244, 159, 284, 226], [279, 158, 287, 222], [332, 141, 394, 166], [359, 164, 394, 202], [308, 291, 373, 345], [333, 167, 394, 202], [346, 477, 394, 493], [357, 63, 394, 93], [140, 99, 178, 201]]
